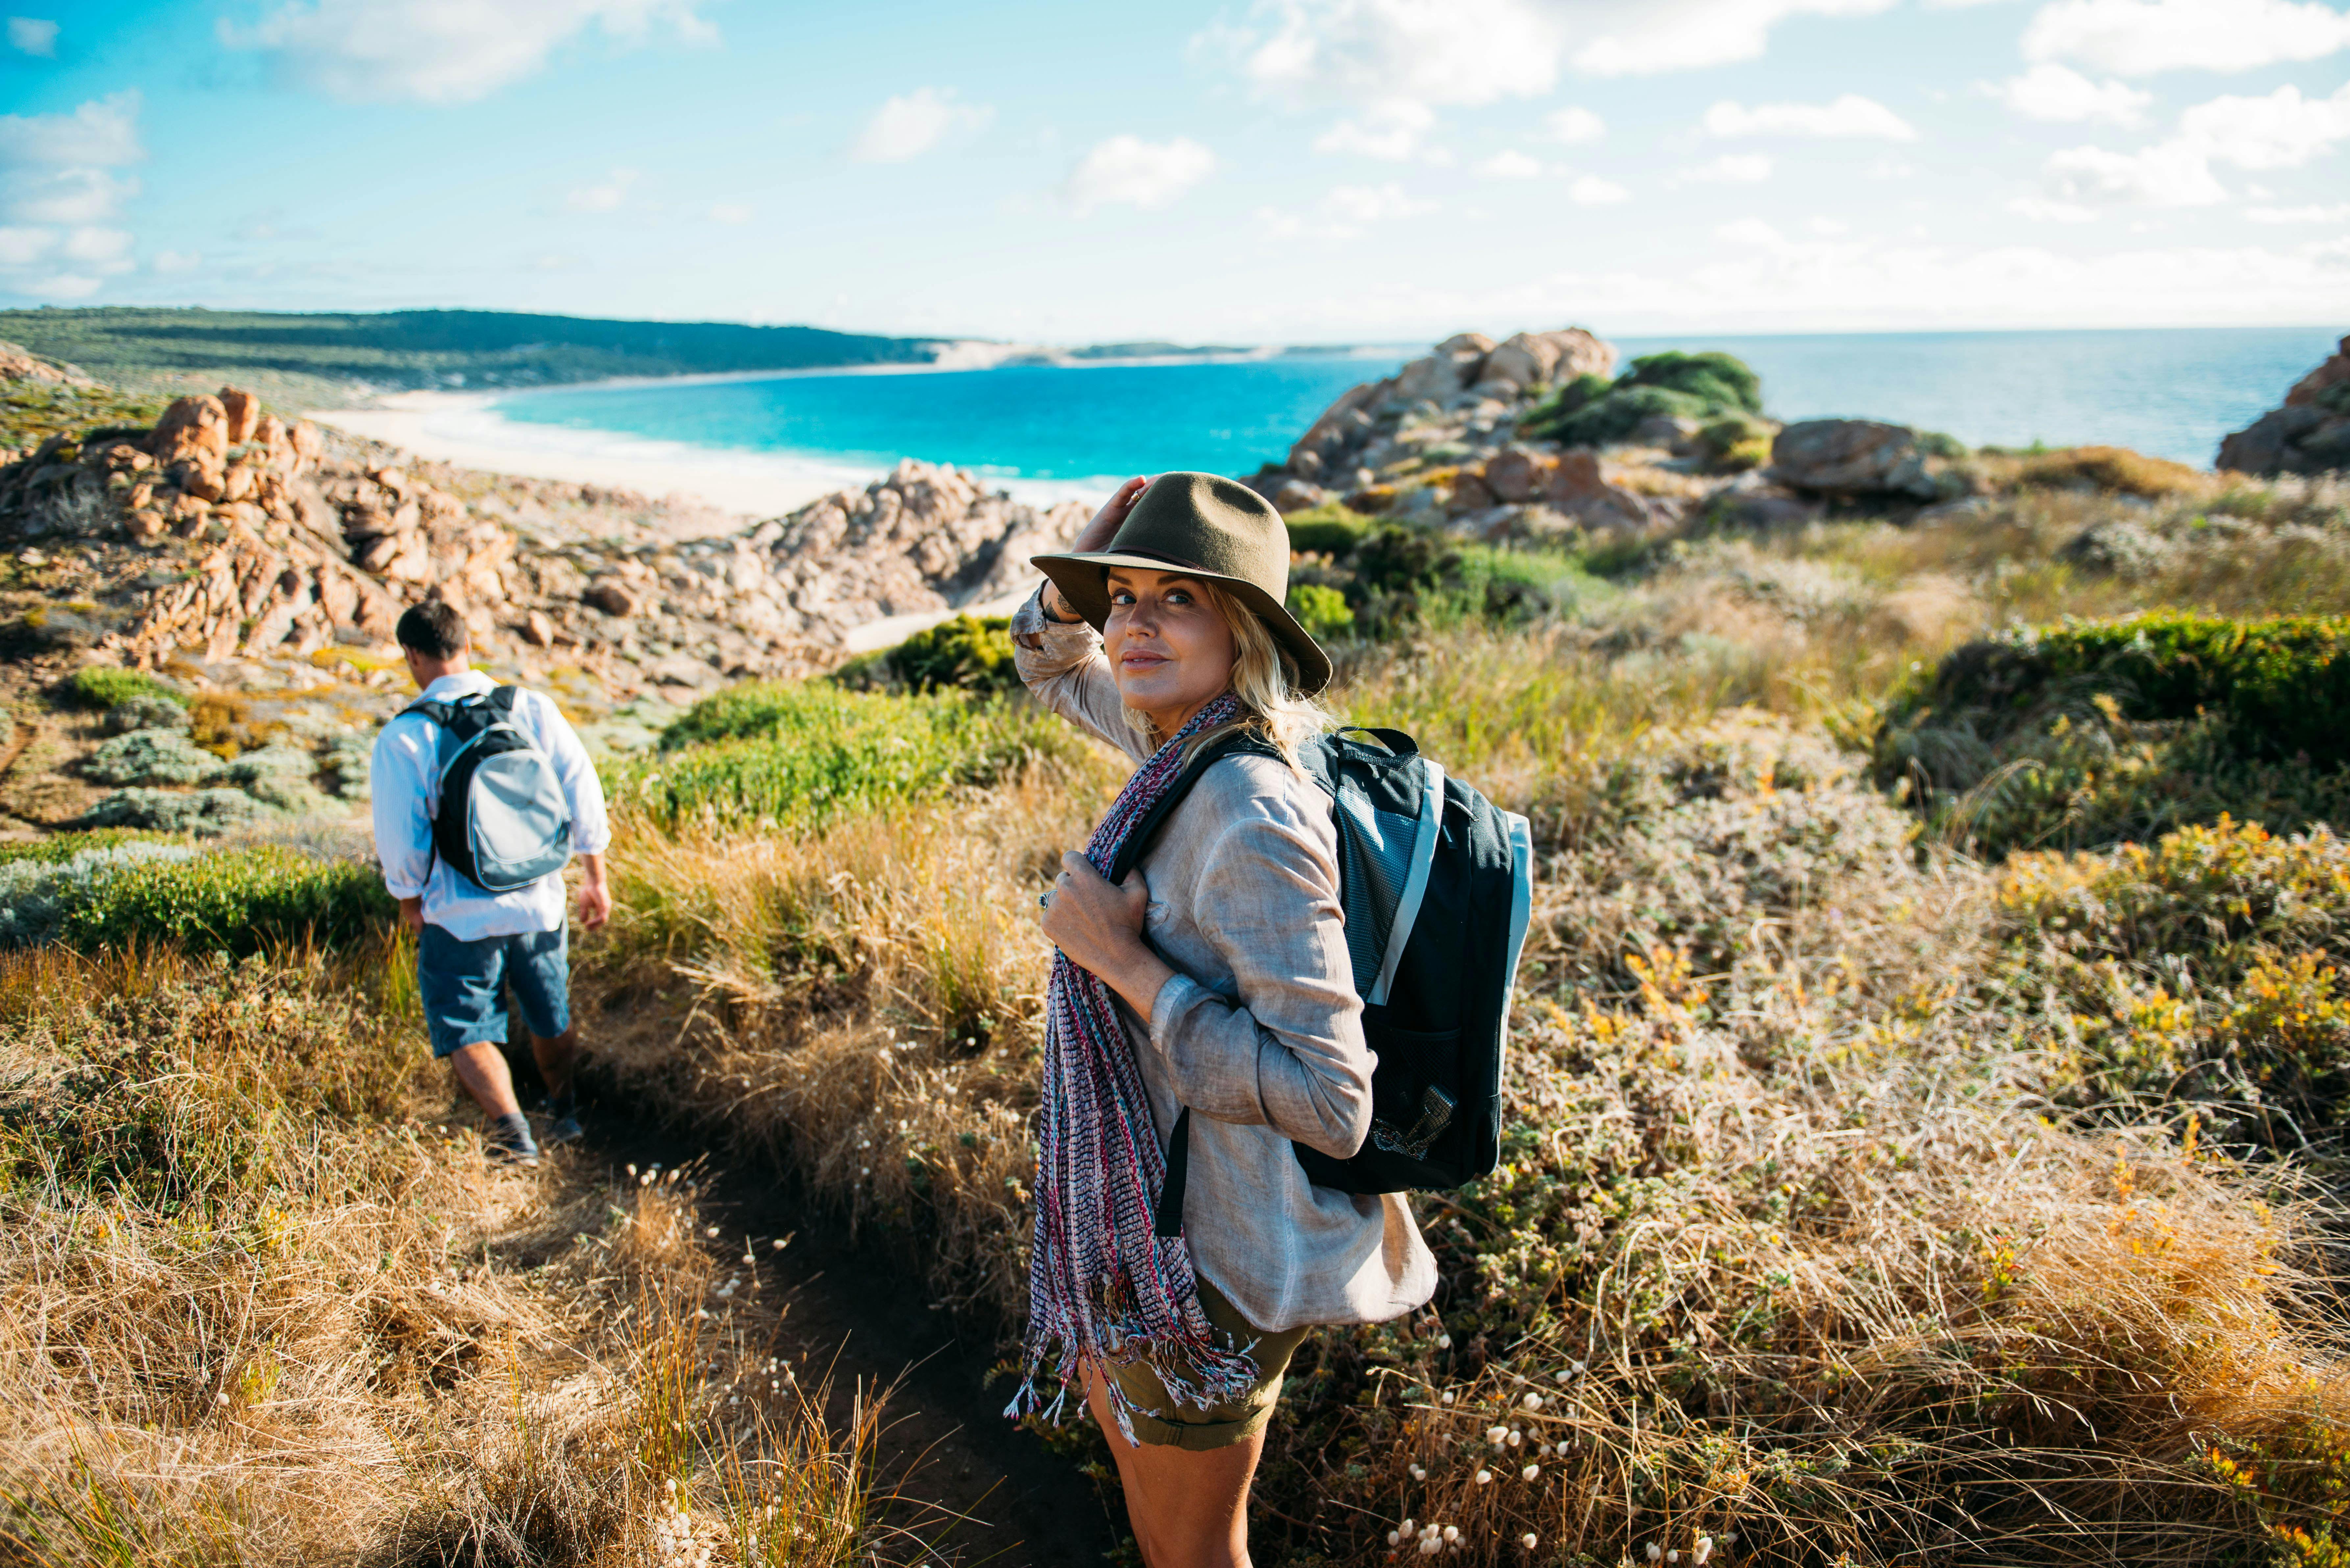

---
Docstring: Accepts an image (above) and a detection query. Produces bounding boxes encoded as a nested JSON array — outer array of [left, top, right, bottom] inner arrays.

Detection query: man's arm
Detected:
[[527, 692, 613, 929], [369, 722, 434, 931]]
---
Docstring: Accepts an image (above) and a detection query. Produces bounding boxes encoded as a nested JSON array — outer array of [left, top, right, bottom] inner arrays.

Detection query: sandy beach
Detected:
[[306, 389, 888, 519]]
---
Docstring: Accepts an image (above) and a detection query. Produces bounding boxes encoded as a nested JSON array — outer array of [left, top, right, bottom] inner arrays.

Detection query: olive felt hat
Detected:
[[1030, 470, 1333, 696]]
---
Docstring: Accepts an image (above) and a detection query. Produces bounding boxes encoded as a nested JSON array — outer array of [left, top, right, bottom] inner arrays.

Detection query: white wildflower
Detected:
[[1475, 1469, 1492, 1485], [1522, 1463, 1539, 1481]]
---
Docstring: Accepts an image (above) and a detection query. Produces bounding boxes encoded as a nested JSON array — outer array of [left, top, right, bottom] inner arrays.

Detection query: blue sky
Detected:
[[1, 0, 2346, 342]]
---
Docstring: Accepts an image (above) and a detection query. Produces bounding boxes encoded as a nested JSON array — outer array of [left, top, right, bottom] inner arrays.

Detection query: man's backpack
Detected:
[[404, 686, 575, 894], [1109, 725, 1533, 1225]]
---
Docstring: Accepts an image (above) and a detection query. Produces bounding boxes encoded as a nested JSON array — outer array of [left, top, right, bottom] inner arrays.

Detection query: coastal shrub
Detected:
[[888, 614, 1018, 694], [1995, 818, 2350, 1142], [2017, 445, 2211, 499], [0, 840, 199, 947], [64, 665, 180, 712], [1874, 612, 2350, 854], [1697, 412, 1775, 473], [627, 681, 1082, 831], [1522, 352, 1767, 449], [83, 729, 216, 786], [79, 786, 270, 836], [1285, 582, 1355, 640], [1283, 504, 1370, 558], [59, 844, 395, 957]]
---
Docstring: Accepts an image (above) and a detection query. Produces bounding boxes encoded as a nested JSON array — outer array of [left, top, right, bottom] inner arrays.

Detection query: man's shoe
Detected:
[[487, 1112, 541, 1168], [543, 1112, 584, 1148]]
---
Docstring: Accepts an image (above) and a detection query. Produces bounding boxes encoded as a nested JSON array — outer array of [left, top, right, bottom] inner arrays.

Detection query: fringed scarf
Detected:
[[1005, 691, 1260, 1443]]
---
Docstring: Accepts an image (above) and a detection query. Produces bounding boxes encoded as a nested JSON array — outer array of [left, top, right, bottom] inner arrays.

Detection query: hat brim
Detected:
[[1030, 550, 1335, 698]]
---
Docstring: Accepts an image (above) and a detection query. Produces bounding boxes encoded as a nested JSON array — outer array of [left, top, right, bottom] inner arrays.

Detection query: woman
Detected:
[[1009, 470, 1436, 1568]]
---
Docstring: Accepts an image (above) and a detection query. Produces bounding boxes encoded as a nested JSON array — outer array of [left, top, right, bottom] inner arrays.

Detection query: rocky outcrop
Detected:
[[1276, 326, 1616, 489], [0, 340, 96, 387], [2217, 335, 2350, 476], [1767, 419, 1979, 503], [0, 386, 1084, 704]]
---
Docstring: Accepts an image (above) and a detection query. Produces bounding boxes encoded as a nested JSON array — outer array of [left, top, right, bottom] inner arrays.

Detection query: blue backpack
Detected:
[[404, 686, 574, 893], [1111, 725, 1534, 1220]]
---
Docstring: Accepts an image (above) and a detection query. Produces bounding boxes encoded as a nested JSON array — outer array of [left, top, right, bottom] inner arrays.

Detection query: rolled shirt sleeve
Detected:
[[1141, 788, 1374, 1162], [1010, 585, 1149, 762]]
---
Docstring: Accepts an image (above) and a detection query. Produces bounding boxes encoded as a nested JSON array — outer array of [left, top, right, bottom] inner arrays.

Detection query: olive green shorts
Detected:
[[1102, 1279, 1314, 1451]]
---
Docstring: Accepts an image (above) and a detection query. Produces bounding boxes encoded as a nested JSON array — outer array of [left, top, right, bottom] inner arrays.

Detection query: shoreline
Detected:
[[305, 389, 1126, 519]]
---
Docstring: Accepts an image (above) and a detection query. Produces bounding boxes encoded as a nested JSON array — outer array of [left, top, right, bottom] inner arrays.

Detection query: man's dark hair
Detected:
[[396, 601, 469, 660]]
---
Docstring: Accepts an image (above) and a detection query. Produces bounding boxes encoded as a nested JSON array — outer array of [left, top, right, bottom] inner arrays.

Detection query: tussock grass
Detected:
[[0, 941, 918, 1566]]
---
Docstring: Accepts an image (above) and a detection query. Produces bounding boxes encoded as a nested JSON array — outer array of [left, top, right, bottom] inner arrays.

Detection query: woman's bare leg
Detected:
[[1085, 1367, 1264, 1568]]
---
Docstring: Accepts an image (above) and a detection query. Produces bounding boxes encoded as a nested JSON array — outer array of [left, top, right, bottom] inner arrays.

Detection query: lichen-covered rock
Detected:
[[2217, 335, 2350, 476], [1768, 420, 1939, 500]]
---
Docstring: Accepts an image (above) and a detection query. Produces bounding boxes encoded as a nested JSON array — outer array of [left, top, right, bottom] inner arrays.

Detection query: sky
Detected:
[[0, 0, 2345, 344]]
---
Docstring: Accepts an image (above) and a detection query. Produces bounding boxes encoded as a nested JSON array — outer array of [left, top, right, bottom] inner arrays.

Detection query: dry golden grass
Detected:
[[0, 942, 919, 1567]]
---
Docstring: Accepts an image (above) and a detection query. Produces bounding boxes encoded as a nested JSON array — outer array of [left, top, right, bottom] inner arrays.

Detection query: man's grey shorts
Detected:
[[418, 924, 571, 1059]]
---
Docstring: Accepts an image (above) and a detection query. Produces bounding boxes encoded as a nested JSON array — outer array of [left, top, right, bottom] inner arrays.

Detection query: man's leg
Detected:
[[421, 924, 540, 1166], [448, 1038, 522, 1118], [507, 927, 583, 1145]]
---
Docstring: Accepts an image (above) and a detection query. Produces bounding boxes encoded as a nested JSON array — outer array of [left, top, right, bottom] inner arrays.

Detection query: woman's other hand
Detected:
[[1040, 475, 1149, 627], [1074, 475, 1149, 553], [1040, 850, 1173, 1018]]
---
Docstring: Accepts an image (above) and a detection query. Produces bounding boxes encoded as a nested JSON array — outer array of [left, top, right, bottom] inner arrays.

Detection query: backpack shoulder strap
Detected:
[[1106, 729, 1285, 884]]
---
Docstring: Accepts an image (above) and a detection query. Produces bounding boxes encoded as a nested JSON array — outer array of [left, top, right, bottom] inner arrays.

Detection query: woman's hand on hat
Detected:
[[1038, 850, 1172, 1018], [1073, 475, 1149, 553]]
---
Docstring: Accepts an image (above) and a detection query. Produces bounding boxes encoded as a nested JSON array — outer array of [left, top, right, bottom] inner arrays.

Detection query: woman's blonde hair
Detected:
[[1120, 576, 1333, 770]]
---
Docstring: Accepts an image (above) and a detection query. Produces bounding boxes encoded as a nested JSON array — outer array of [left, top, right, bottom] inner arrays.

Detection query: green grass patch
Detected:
[[1522, 351, 1764, 447], [57, 846, 395, 957], [629, 681, 1086, 831], [0, 381, 169, 452], [63, 666, 183, 712]]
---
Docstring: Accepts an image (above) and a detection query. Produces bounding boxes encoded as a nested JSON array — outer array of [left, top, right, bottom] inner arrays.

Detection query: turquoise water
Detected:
[[486, 326, 2342, 476]]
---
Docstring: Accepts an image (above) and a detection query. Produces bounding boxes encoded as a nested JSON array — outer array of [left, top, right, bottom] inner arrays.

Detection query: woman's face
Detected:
[[1103, 567, 1237, 735]]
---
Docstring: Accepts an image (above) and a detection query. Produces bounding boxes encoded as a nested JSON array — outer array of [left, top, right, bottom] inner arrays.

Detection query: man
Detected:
[[371, 600, 611, 1167]]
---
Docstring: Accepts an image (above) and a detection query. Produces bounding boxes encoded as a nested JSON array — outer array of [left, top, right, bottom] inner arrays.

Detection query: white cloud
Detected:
[[707, 202, 751, 224], [6, 16, 57, 56], [1312, 99, 1438, 159], [0, 226, 53, 265], [227, 0, 716, 104], [1059, 135, 1216, 213], [60, 225, 129, 265], [1992, 63, 2151, 125], [564, 166, 636, 212], [2246, 202, 2350, 223], [849, 86, 992, 163], [1211, 0, 1899, 157], [2021, 0, 2350, 76], [1703, 93, 1917, 139], [1542, 106, 1605, 143], [2178, 81, 2350, 169], [14, 271, 98, 299], [1259, 178, 1434, 238], [1568, 173, 1630, 204], [1475, 148, 1546, 178], [2008, 194, 2103, 221], [2031, 81, 2350, 214], [0, 91, 141, 167], [2046, 138, 2228, 205], [1677, 153, 1775, 183], [153, 248, 201, 273], [4, 167, 137, 224]]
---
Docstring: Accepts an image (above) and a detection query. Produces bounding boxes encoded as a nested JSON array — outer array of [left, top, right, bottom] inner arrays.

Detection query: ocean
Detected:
[[480, 326, 2341, 485]]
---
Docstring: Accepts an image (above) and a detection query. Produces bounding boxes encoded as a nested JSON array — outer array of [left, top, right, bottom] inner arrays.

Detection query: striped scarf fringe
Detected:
[[1005, 691, 1261, 1444]]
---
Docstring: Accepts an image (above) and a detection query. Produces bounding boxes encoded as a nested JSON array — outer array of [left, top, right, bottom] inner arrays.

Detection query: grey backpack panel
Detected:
[[405, 686, 575, 895]]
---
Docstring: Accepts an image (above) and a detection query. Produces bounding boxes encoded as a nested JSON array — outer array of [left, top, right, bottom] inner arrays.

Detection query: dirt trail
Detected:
[[582, 1121, 1121, 1567]]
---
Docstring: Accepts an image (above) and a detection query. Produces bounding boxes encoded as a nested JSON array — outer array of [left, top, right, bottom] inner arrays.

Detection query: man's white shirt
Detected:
[[370, 670, 611, 941]]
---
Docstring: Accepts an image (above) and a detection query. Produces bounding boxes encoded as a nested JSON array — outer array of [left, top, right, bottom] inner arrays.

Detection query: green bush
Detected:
[[631, 682, 1083, 830], [888, 615, 1018, 694], [1875, 613, 2350, 855], [58, 845, 395, 957], [64, 666, 180, 712], [1283, 505, 1370, 558], [1618, 350, 1763, 414], [1523, 351, 1767, 448], [1285, 582, 1356, 640]]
